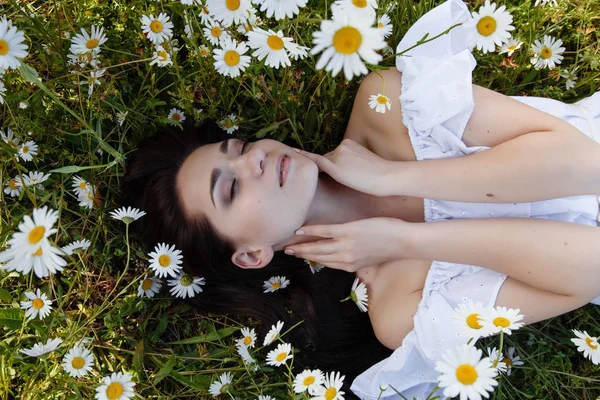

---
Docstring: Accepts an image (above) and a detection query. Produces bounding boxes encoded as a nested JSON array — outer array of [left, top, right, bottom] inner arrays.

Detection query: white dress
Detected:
[[350, 1, 600, 399]]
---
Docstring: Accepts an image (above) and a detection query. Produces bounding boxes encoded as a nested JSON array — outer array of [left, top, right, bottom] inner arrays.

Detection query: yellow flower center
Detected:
[[86, 39, 99, 49], [455, 364, 478, 385], [324, 387, 337, 400], [376, 95, 388, 105], [243, 336, 252, 345], [378, 22, 384, 28], [84, 10, 93, 17], [22, 146, 29, 153], [32, 247, 43, 257], [79, 182, 87, 189], [28, 226, 46, 245], [150, 20, 163, 33], [9, 179, 18, 189], [32, 298, 44, 309], [267, 35, 284, 50], [224, 121, 233, 128], [476, 16, 497, 36], [172, 113, 180, 121], [508, 45, 517, 51], [226, 0, 240, 11], [71, 356, 85, 369], [540, 47, 552, 59], [224, 50, 240, 66], [158, 50, 168, 61], [352, 0, 367, 7], [0, 39, 8, 55], [211, 26, 222, 37], [158, 254, 171, 267], [303, 376, 315, 386], [87, 192, 94, 201], [466, 313, 483, 329], [106, 382, 124, 399], [333, 26, 362, 55], [275, 352, 287, 362], [142, 278, 153, 290], [200, 49, 208, 56], [501, 356, 513, 366], [270, 282, 281, 289], [7, 140, 16, 148], [586, 337, 598, 350], [493, 317, 510, 328]]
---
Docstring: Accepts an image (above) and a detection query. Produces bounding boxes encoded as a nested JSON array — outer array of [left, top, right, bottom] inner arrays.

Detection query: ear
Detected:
[[232, 246, 274, 269]]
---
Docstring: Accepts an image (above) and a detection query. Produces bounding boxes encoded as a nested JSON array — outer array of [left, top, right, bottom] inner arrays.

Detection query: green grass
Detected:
[[1, 0, 600, 399]]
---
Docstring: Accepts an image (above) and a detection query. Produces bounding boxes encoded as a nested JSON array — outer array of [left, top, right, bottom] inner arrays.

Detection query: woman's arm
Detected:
[[402, 217, 600, 301]]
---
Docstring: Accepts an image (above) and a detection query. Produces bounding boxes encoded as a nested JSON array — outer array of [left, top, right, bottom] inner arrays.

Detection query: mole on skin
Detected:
[[486, 193, 494, 197]]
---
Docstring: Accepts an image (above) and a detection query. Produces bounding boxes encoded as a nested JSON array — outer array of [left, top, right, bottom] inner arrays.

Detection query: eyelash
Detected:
[[230, 141, 249, 202]]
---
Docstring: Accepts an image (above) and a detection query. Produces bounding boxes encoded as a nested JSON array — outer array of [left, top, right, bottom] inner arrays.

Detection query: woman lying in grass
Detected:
[[121, 0, 600, 398]]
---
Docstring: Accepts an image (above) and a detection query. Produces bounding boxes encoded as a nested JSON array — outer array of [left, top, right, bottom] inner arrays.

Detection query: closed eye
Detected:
[[230, 141, 249, 202]]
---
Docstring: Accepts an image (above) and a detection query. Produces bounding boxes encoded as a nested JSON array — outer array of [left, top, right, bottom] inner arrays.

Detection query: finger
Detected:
[[295, 224, 345, 238], [285, 239, 341, 256], [294, 148, 338, 175]]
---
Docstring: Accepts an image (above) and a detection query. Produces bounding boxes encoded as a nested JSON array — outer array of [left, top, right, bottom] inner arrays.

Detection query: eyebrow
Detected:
[[210, 139, 231, 210]]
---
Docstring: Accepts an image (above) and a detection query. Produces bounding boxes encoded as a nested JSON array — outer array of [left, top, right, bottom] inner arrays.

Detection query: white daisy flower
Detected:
[[0, 18, 29, 71], [293, 369, 324, 394], [20, 288, 53, 320], [0, 80, 5, 104], [181, 0, 203, 4], [255, 0, 308, 20], [368, 94, 391, 114], [203, 20, 230, 46], [199, 44, 211, 58], [499, 37, 523, 56], [168, 108, 186, 125], [150, 46, 173, 67], [349, 277, 368, 312], [195, 107, 204, 115], [148, 243, 184, 278], [236, 341, 259, 370], [535, 0, 558, 6], [167, 272, 205, 298], [238, 327, 257, 348], [571, 329, 600, 365], [17, 140, 38, 162], [263, 320, 284, 346], [117, 111, 128, 126], [310, 371, 345, 400], [62, 345, 95, 378], [78, 184, 98, 209], [208, 372, 233, 397], [20, 338, 63, 357], [376, 14, 393, 38], [479, 306, 525, 336], [499, 346, 525, 375], [265, 342, 293, 366], [286, 41, 309, 61], [137, 274, 163, 298], [22, 171, 50, 188], [1, 127, 19, 148], [206, 0, 254, 27], [69, 25, 107, 56], [2, 240, 67, 278], [560, 67, 578, 90], [257, 396, 273, 400], [311, 10, 386, 81], [435, 344, 498, 400], [464, 0, 515, 54], [247, 27, 302, 69], [61, 238, 92, 255], [95, 371, 136, 400], [530, 35, 565, 70], [485, 347, 508, 374], [333, 0, 378, 21], [109, 206, 147, 224], [4, 175, 22, 197], [141, 13, 174, 45], [304, 259, 324, 274], [199, 6, 214, 25], [219, 114, 239, 134], [452, 299, 489, 342], [213, 38, 251, 78], [19, 101, 27, 109], [263, 275, 290, 293]]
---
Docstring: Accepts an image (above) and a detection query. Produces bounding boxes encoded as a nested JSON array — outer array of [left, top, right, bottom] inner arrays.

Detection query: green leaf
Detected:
[[133, 339, 145, 373], [521, 69, 538, 86], [165, 327, 238, 345], [255, 120, 285, 139], [168, 369, 212, 390], [0, 308, 25, 330], [150, 312, 170, 344], [153, 354, 178, 385], [0, 288, 12, 302]]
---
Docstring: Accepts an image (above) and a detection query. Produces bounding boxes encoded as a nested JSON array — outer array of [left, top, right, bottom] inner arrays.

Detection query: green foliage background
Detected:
[[1, 0, 600, 399]]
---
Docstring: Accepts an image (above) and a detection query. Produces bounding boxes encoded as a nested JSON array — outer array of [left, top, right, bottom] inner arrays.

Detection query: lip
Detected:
[[277, 154, 285, 187], [277, 154, 290, 187]]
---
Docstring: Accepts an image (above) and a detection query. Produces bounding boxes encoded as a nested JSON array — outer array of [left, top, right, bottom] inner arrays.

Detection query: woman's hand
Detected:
[[293, 139, 396, 197], [283, 217, 412, 273]]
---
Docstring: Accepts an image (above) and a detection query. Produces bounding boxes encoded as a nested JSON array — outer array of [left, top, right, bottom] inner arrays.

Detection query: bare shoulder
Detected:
[[343, 68, 408, 149]]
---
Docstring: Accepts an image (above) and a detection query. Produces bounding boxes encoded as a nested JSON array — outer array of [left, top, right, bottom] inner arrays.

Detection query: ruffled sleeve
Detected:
[[395, 0, 491, 162]]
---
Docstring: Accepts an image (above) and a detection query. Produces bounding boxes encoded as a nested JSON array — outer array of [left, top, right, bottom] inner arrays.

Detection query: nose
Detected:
[[229, 146, 265, 178]]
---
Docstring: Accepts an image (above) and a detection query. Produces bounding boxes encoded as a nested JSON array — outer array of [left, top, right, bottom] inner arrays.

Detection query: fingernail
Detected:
[[295, 229, 304, 235], [285, 249, 295, 255], [293, 148, 301, 153]]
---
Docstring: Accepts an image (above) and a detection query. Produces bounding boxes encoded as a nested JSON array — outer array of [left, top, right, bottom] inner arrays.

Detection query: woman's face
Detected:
[[177, 138, 319, 268]]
